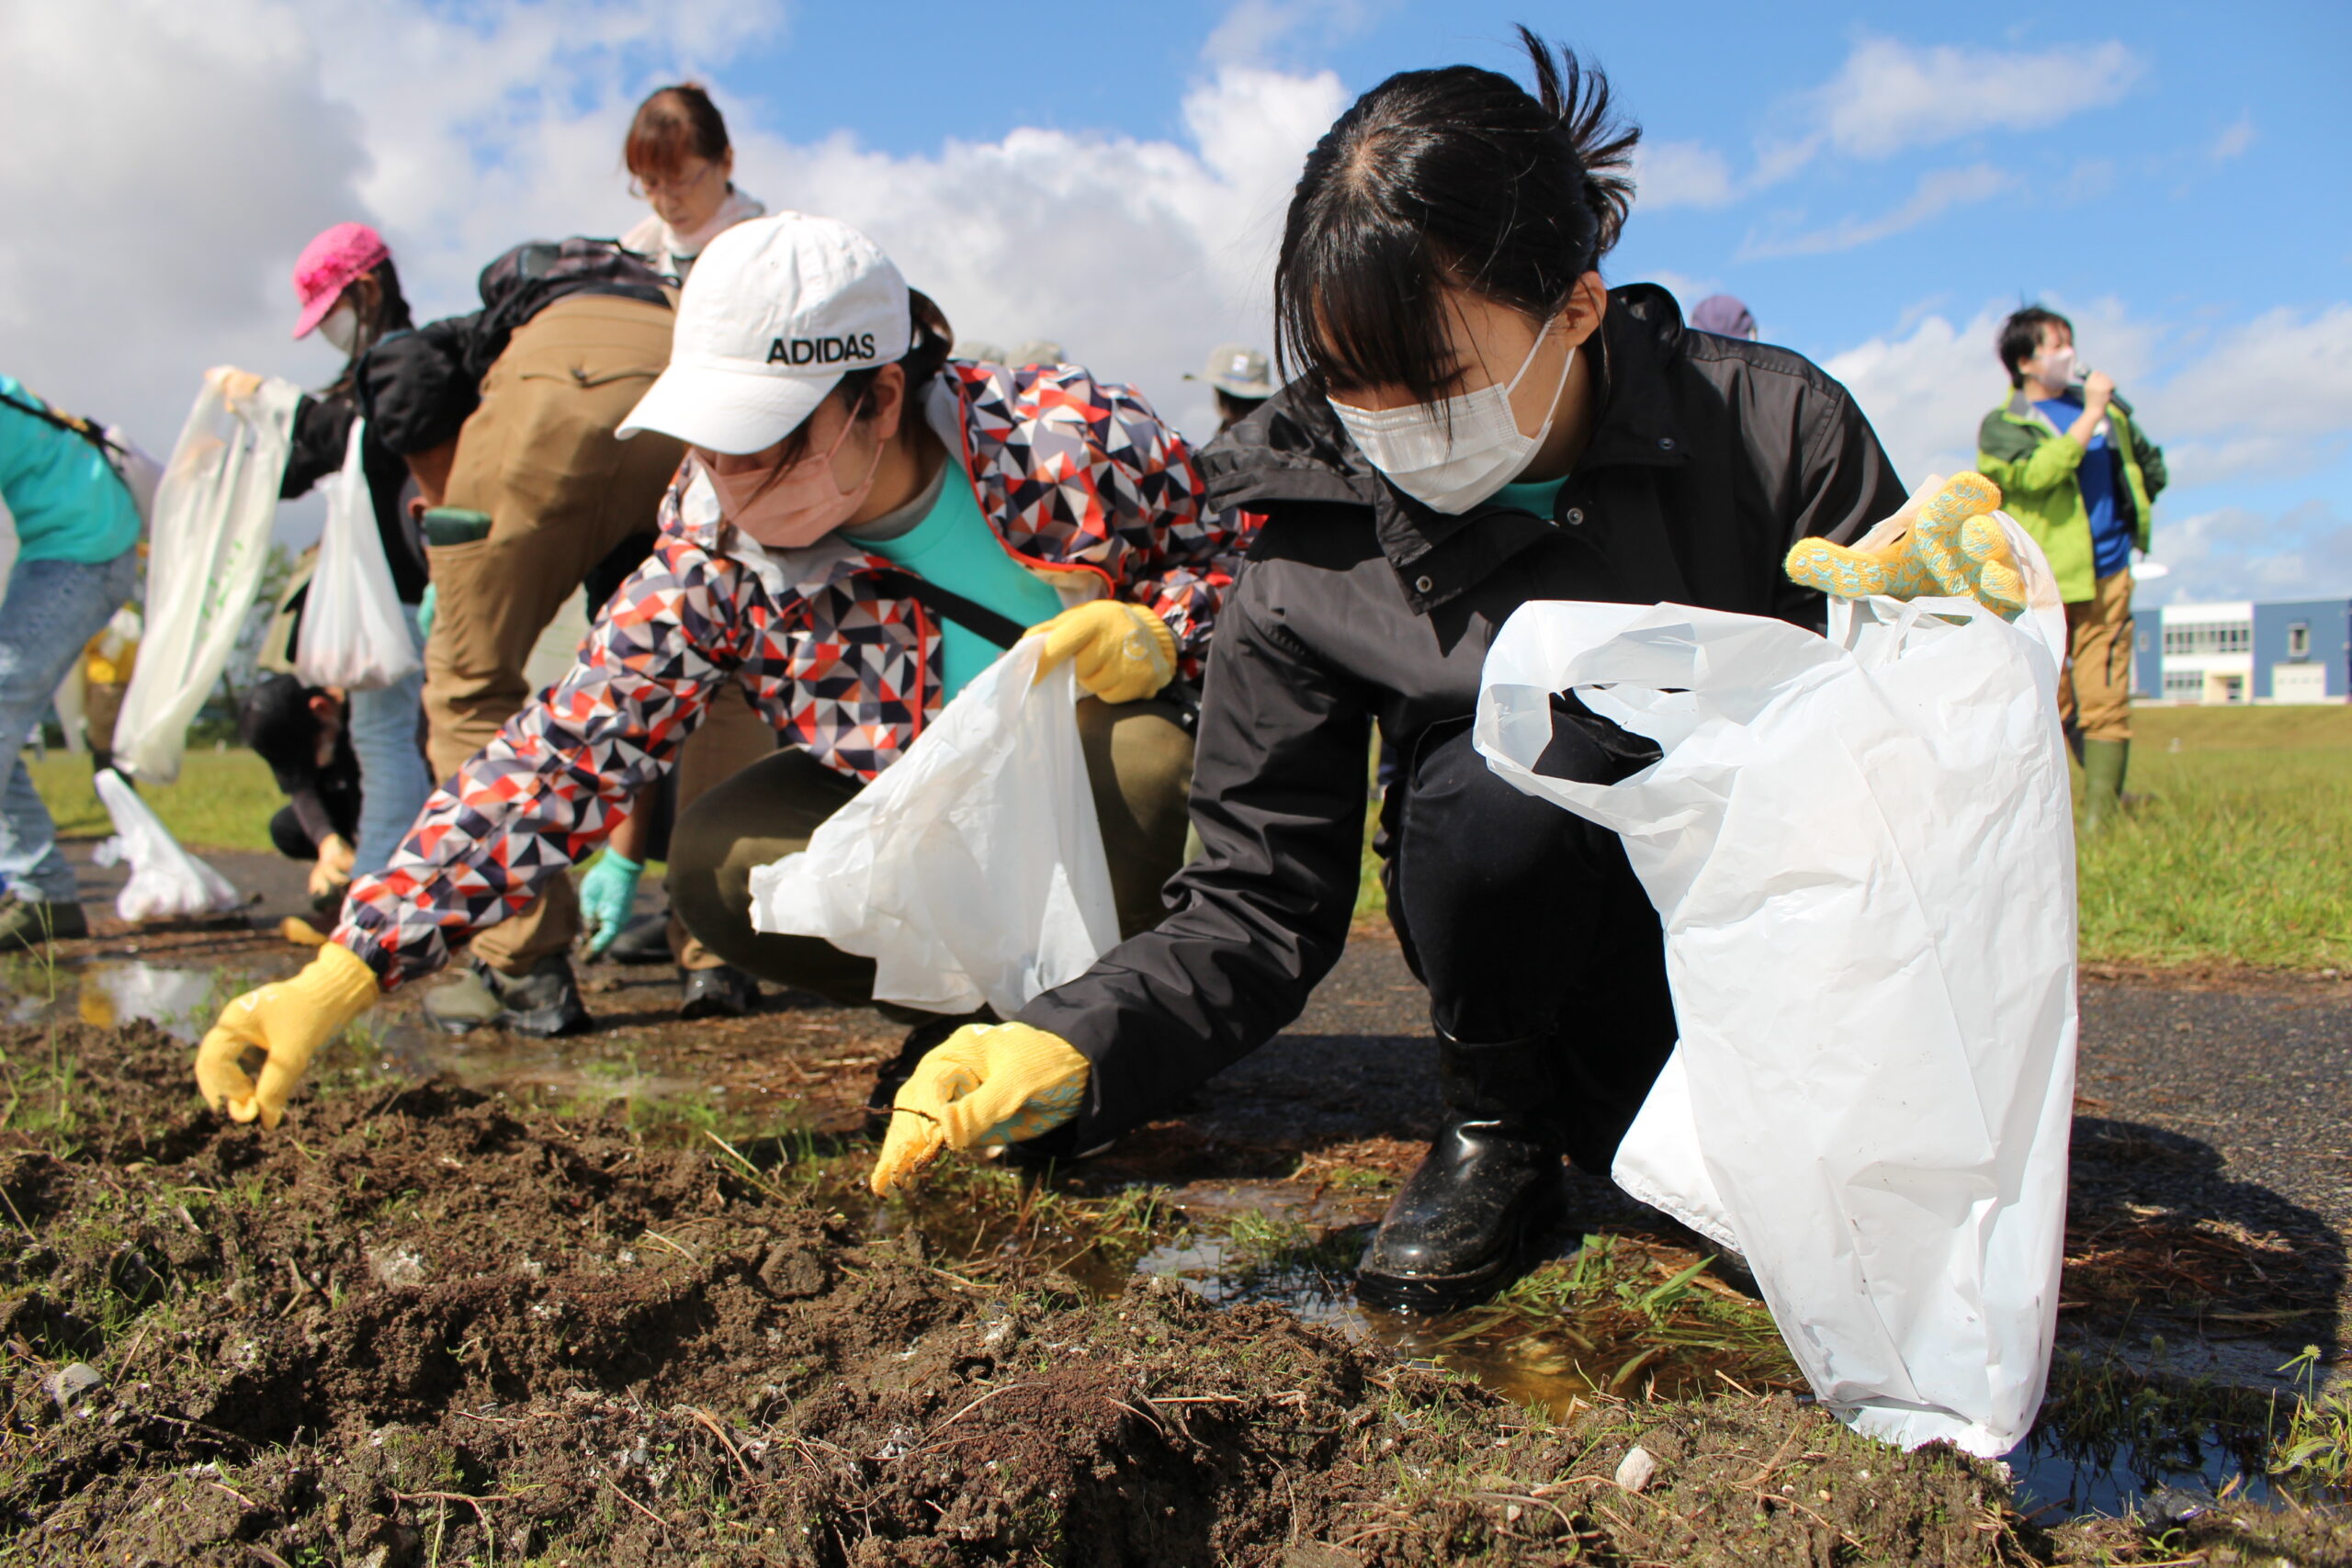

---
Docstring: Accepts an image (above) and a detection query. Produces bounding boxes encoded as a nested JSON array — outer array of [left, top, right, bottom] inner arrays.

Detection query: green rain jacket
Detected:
[[1977, 389, 2166, 604]]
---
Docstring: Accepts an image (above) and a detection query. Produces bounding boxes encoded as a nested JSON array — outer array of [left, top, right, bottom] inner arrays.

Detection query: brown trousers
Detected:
[[435, 293, 684, 974], [667, 696, 1195, 1008], [2059, 568, 2134, 745]]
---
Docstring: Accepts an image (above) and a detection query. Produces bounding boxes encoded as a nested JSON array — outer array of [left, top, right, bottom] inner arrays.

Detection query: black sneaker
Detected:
[[0, 897, 88, 952], [677, 964, 757, 1020], [422, 953, 591, 1037]]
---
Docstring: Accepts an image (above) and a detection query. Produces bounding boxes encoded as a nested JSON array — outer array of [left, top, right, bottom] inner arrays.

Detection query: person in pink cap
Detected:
[[220, 222, 435, 904]]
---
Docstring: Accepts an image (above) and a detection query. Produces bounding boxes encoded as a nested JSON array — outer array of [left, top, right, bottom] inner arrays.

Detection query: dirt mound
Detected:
[[0, 1019, 2319, 1565]]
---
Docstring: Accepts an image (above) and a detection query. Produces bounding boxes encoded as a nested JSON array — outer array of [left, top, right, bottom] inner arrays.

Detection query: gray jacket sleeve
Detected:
[[1017, 564, 1374, 1145]]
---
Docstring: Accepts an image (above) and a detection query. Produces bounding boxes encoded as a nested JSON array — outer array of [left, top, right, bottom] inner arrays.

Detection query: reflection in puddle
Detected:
[[6, 958, 228, 1040], [370, 1018, 721, 1108]]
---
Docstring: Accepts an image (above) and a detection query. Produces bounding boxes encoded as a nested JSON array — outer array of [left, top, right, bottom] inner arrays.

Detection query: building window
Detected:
[[2164, 622, 2253, 656], [2164, 671, 2204, 700], [2289, 621, 2312, 659]]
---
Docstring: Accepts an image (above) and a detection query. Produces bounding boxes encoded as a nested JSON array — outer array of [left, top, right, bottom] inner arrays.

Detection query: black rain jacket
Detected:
[[1017, 283, 1908, 1148]]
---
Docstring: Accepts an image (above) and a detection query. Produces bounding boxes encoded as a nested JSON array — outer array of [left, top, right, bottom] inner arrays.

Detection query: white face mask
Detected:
[[319, 299, 361, 355], [1329, 320, 1575, 514], [2034, 344, 2077, 392]]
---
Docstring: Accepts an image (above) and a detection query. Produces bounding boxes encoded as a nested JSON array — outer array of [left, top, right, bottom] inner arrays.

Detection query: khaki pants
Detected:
[[668, 697, 1194, 1007], [669, 683, 776, 970], [2059, 568, 2134, 746], [436, 292, 684, 974]]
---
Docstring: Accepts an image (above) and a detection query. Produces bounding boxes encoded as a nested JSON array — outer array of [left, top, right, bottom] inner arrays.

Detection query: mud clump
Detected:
[[0, 1021, 2310, 1565]]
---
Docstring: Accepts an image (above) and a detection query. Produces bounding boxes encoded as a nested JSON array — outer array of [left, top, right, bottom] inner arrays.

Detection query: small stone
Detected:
[[1614, 1444, 1658, 1493], [45, 1362, 102, 1407], [368, 1245, 427, 1289]]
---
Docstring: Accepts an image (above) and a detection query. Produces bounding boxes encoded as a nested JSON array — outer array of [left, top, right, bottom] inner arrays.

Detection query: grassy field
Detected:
[[23, 747, 282, 853], [21, 701, 2352, 972]]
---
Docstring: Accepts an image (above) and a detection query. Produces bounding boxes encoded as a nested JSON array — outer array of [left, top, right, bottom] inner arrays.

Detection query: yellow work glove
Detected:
[[1784, 471, 2028, 618], [193, 942, 379, 1129], [870, 1022, 1091, 1195], [1024, 601, 1177, 705], [208, 366, 266, 404]]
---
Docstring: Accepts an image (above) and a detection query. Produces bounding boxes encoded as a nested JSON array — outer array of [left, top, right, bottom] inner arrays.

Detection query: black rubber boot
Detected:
[[423, 953, 591, 1038], [599, 912, 671, 965], [1356, 1034, 1566, 1314], [863, 1011, 993, 1142], [677, 964, 757, 1020]]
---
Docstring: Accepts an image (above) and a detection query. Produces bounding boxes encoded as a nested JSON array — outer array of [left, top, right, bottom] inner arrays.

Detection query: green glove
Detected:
[[415, 582, 437, 639], [579, 850, 644, 957]]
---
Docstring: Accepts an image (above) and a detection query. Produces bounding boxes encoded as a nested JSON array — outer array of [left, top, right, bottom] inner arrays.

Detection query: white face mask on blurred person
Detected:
[[2033, 344, 2077, 394], [1329, 319, 1573, 514], [318, 299, 360, 355]]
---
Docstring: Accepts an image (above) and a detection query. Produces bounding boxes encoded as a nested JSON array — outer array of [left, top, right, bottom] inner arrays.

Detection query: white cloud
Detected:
[[2135, 306, 2352, 486], [2142, 500, 2352, 604], [1202, 0, 1386, 66], [1, 0, 1339, 480], [1740, 164, 2012, 259], [2210, 111, 2256, 164], [1765, 36, 2143, 174], [1634, 141, 1739, 210]]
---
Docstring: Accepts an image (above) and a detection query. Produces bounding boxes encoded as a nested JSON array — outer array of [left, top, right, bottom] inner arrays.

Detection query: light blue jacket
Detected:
[[0, 375, 141, 565]]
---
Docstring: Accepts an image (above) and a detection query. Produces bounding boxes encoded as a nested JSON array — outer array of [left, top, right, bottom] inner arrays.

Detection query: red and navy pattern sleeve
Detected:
[[331, 531, 749, 987]]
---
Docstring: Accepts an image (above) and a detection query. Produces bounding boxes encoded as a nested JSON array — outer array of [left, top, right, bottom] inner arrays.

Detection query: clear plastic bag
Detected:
[[746, 640, 1119, 1017], [295, 417, 418, 691], [1474, 542, 2075, 1458], [112, 371, 299, 783], [92, 769, 242, 921]]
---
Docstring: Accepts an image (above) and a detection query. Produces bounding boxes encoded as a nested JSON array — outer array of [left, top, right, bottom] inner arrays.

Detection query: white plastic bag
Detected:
[[296, 417, 417, 691], [91, 769, 242, 921], [1474, 563, 2075, 1458], [747, 639, 1119, 1017], [114, 371, 300, 783]]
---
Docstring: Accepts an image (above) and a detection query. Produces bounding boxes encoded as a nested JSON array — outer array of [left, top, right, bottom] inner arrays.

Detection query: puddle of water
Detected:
[[2012, 1420, 2275, 1521], [7, 958, 229, 1040], [371, 1018, 723, 1109]]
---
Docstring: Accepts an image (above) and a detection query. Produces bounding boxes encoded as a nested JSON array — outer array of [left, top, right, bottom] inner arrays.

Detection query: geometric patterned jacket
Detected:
[[333, 360, 1252, 988]]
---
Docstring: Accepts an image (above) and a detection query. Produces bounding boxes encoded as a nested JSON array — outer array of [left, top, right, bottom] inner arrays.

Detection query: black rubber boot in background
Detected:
[[1356, 1032, 1567, 1314]]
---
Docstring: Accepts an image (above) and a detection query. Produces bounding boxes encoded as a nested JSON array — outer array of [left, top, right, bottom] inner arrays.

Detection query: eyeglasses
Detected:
[[628, 159, 721, 199]]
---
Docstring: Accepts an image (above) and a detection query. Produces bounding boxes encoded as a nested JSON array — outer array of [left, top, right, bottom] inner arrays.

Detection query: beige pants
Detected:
[[668, 684, 776, 970], [2059, 568, 2134, 745], [437, 292, 684, 975], [666, 697, 1195, 1006]]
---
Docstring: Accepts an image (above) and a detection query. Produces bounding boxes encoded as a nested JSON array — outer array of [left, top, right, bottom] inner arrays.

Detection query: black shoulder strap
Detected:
[[872, 570, 1029, 650], [0, 386, 117, 460]]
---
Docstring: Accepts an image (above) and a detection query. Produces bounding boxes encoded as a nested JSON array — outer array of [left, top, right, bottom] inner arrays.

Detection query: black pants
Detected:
[[1384, 716, 1678, 1172]]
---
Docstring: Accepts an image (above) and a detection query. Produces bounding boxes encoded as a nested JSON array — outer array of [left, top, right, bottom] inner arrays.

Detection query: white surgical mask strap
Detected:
[[1502, 313, 1564, 398]]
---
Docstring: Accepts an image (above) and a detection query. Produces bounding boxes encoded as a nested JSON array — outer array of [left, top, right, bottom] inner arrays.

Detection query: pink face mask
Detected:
[[702, 395, 883, 548]]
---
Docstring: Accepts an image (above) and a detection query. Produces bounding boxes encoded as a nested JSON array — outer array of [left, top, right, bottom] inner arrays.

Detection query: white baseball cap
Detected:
[[619, 212, 911, 454]]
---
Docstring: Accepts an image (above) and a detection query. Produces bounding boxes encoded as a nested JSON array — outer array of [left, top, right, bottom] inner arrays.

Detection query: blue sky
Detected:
[[3, 0, 2346, 604]]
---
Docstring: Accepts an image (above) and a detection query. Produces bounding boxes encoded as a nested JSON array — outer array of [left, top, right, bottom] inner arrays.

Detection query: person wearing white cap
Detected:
[[191, 212, 1251, 1136]]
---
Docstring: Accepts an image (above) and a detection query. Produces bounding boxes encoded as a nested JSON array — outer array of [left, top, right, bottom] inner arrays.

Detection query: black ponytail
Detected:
[[1273, 25, 1639, 401]]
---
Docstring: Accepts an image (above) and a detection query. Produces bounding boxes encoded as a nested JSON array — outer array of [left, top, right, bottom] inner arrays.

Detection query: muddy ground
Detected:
[[2, 870, 2349, 1563]]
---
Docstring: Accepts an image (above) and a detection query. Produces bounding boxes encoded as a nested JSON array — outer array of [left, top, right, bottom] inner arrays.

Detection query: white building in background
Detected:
[[2133, 599, 2351, 705]]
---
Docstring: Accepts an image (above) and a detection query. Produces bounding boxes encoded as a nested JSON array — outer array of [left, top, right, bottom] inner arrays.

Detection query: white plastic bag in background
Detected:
[[747, 639, 1119, 1017], [113, 371, 300, 784], [295, 418, 417, 691], [92, 769, 242, 921], [1475, 576, 2075, 1459]]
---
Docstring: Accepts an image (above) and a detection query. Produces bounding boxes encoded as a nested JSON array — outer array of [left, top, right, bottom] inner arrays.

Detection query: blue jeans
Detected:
[[345, 601, 433, 877], [0, 550, 139, 903]]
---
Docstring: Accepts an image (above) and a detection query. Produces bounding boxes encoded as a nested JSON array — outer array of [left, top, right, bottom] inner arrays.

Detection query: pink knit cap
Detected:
[[290, 221, 390, 339]]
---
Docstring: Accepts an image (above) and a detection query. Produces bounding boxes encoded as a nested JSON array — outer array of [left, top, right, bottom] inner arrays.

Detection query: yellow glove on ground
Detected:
[[870, 1022, 1091, 1195], [1025, 601, 1177, 704], [1784, 471, 2028, 618], [193, 942, 379, 1129]]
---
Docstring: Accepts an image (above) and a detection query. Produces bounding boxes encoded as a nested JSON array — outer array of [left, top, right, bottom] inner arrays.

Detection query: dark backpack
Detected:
[[465, 238, 671, 382]]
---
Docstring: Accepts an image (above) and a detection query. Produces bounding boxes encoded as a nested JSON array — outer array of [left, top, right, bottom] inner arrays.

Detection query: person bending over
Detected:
[[864, 30, 1911, 1314], [238, 674, 365, 907], [192, 213, 1249, 1130]]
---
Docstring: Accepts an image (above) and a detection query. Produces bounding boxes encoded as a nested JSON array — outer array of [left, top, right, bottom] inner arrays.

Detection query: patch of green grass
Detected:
[[2077, 724, 2352, 970], [23, 747, 281, 852]]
